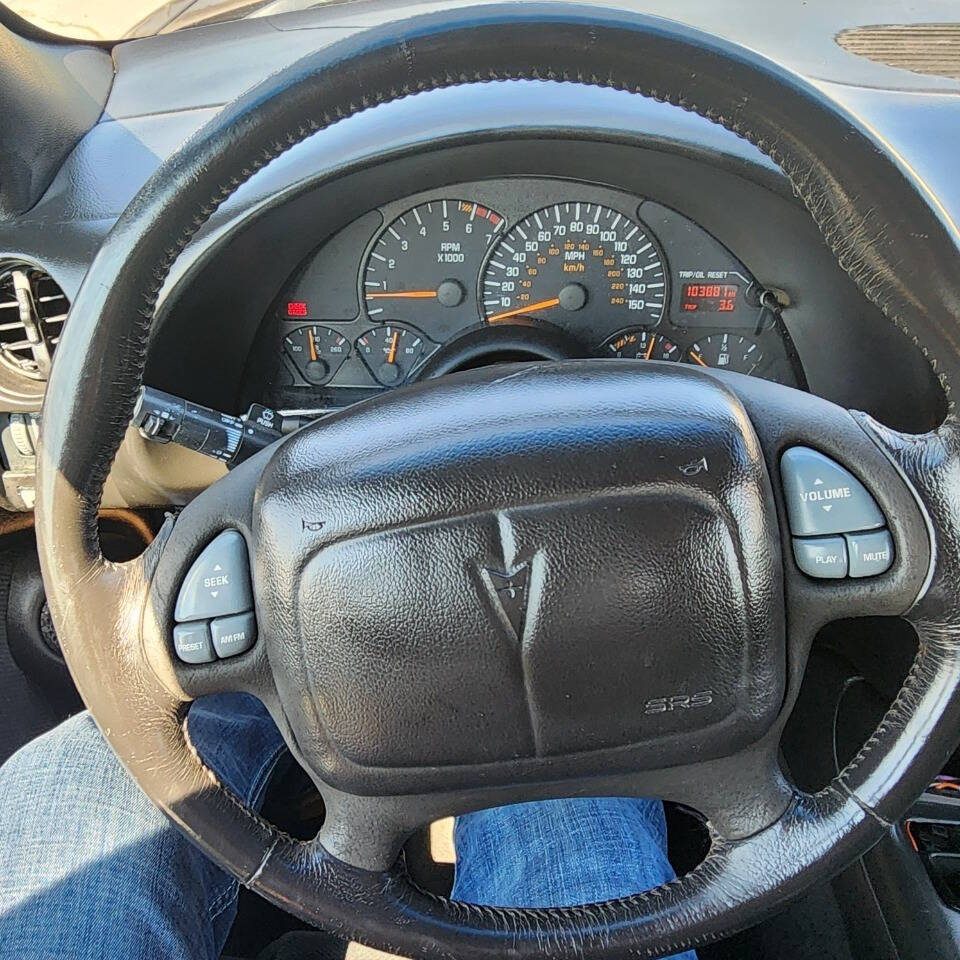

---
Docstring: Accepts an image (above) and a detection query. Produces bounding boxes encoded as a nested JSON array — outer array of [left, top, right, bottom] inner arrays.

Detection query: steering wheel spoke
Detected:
[[727, 374, 932, 625], [827, 416, 960, 820], [143, 448, 279, 706], [292, 732, 793, 877]]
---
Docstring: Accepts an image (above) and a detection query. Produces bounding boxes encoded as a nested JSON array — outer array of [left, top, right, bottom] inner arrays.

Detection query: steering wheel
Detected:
[[34, 5, 960, 958]]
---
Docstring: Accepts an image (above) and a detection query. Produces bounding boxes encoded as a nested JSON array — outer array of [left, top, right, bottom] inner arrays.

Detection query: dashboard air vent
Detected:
[[837, 24, 960, 80], [0, 263, 68, 380]]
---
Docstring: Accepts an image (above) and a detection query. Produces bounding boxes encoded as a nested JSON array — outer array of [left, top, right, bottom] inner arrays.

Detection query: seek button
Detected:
[[175, 529, 254, 621]]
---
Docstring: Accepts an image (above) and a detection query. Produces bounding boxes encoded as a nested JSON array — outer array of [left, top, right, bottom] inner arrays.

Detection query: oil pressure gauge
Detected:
[[357, 324, 435, 386]]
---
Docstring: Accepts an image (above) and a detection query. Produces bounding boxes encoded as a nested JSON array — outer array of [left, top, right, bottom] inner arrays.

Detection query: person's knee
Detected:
[[1, 710, 97, 783], [0, 714, 240, 958], [0, 711, 143, 831]]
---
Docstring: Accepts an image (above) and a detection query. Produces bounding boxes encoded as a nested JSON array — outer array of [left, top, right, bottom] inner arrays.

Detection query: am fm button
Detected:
[[211, 612, 257, 659]]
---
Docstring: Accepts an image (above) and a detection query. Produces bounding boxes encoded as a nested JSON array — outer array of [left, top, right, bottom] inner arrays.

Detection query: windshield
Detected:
[[6, 0, 347, 40]]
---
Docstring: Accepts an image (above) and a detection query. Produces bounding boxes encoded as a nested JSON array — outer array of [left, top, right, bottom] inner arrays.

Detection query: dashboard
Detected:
[[3, 7, 960, 956], [0, 29, 953, 511], [258, 178, 804, 414]]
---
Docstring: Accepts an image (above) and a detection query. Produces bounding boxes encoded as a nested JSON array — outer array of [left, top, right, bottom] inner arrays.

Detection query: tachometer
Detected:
[[481, 203, 667, 328], [362, 200, 504, 327]]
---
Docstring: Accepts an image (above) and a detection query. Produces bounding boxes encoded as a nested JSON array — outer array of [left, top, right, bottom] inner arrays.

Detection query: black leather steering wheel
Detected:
[[34, 5, 960, 959]]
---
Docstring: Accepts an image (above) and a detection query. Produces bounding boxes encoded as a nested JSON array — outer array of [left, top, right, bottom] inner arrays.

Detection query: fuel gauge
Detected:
[[686, 334, 763, 375], [357, 324, 433, 386], [284, 325, 350, 385]]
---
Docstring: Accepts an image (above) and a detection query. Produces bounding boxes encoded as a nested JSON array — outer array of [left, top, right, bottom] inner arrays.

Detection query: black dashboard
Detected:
[[254, 177, 804, 414], [161, 110, 943, 442], [0, 3, 955, 511], [142, 111, 945, 459]]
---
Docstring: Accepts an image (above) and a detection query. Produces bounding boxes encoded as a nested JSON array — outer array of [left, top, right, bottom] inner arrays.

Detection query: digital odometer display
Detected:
[[681, 283, 739, 314]]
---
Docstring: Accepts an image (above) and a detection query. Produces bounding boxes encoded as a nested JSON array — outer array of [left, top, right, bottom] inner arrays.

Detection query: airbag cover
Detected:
[[254, 361, 784, 794]]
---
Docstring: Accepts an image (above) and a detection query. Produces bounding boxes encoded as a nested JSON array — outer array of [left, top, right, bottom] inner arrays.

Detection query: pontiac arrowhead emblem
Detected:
[[483, 564, 530, 640]]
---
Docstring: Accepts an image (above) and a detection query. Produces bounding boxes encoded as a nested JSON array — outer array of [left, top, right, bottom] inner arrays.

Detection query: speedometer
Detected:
[[481, 203, 667, 328], [362, 200, 504, 328]]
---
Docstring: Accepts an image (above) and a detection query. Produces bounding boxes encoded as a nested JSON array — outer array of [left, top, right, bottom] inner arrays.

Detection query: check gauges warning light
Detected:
[[681, 283, 739, 313]]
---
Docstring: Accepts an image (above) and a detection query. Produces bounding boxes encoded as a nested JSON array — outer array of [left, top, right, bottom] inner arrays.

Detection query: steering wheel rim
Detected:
[[35, 5, 960, 958]]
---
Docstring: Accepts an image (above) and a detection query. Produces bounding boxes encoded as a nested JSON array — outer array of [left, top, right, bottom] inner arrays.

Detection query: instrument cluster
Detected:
[[263, 178, 805, 411]]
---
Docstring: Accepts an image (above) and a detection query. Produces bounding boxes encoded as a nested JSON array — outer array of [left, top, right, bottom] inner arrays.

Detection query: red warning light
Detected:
[[286, 300, 308, 317]]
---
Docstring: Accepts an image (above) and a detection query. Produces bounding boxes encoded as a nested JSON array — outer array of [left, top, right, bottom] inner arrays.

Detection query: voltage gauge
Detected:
[[601, 328, 680, 361]]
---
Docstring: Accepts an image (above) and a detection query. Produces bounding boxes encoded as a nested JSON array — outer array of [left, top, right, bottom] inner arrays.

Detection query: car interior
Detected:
[[2, 1, 960, 958]]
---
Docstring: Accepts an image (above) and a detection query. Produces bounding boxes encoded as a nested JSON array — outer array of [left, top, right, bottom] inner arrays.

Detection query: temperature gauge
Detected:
[[283, 325, 350, 385], [357, 324, 433, 386]]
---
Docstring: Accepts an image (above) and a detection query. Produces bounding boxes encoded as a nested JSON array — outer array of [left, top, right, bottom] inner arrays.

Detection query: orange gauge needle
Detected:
[[688, 350, 708, 367], [644, 336, 656, 360], [308, 328, 317, 362], [386, 331, 399, 365], [486, 297, 561, 324], [365, 290, 438, 300]]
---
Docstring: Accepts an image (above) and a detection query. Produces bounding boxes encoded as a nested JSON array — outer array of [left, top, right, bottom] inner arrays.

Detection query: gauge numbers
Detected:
[[283, 325, 349, 385], [357, 324, 433, 387], [687, 334, 763, 375], [602, 329, 680, 361], [482, 203, 667, 328], [363, 200, 504, 326]]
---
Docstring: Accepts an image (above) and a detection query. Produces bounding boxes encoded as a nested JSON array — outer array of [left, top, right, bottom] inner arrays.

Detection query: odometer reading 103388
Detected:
[[481, 203, 667, 328]]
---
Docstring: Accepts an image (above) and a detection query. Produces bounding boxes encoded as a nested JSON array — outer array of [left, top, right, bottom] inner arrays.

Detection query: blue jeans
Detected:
[[0, 693, 696, 959]]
